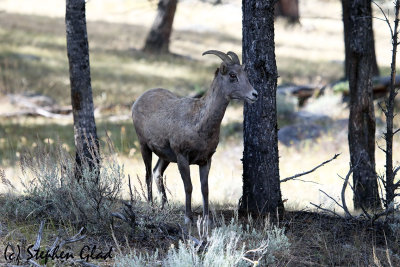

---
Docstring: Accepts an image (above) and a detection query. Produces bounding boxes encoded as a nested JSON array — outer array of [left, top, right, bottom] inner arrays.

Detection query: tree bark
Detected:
[[143, 0, 178, 53], [66, 0, 100, 181], [342, 0, 379, 79], [385, 0, 400, 208], [240, 0, 284, 215], [346, 0, 380, 210]]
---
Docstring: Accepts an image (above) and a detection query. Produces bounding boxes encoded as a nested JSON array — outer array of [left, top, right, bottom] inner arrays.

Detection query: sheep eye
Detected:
[[229, 73, 237, 79]]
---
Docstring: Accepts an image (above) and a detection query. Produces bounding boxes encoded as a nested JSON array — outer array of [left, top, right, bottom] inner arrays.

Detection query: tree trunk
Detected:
[[342, 0, 379, 79], [240, 0, 284, 215], [66, 0, 100, 181], [275, 0, 299, 23], [385, 0, 400, 208], [346, 0, 380, 210], [143, 0, 178, 53]]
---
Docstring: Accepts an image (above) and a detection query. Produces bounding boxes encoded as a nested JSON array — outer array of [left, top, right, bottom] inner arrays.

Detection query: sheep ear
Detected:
[[220, 62, 228, 75]]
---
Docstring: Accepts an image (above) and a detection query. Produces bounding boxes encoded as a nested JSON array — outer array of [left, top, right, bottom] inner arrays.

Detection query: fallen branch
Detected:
[[319, 189, 345, 213], [340, 167, 353, 218], [0, 107, 72, 119], [32, 221, 45, 251], [281, 153, 340, 183], [48, 227, 86, 254], [310, 202, 341, 218]]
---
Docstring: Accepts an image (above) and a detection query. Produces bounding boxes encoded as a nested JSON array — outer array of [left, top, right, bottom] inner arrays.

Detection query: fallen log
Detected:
[[0, 106, 72, 119]]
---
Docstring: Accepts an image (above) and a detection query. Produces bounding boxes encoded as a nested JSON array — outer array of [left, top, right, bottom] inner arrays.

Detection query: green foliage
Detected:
[[0, 120, 139, 166], [332, 80, 349, 94], [0, 13, 213, 106]]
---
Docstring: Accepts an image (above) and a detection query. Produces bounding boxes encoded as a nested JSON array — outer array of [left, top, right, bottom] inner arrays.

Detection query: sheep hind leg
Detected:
[[140, 144, 153, 203], [153, 158, 170, 208]]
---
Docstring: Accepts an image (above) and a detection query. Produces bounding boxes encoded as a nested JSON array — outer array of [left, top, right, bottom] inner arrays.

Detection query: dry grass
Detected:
[[0, 0, 400, 211]]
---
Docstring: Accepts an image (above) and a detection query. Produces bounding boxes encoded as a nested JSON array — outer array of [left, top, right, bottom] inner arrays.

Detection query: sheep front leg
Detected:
[[199, 160, 211, 221], [177, 154, 193, 224]]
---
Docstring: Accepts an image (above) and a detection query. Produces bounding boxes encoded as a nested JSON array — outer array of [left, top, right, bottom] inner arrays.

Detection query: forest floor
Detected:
[[1, 0, 400, 266]]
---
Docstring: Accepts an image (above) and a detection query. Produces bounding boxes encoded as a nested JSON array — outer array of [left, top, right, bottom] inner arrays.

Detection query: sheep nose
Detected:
[[252, 91, 258, 99]]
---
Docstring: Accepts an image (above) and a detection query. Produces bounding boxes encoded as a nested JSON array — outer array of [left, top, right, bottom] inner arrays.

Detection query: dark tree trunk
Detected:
[[275, 0, 300, 23], [143, 0, 178, 53], [346, 0, 380, 210], [240, 0, 284, 215], [342, 0, 379, 79], [385, 0, 400, 208], [66, 0, 100, 181]]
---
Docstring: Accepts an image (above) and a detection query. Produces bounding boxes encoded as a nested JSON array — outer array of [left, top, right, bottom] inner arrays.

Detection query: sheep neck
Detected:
[[197, 79, 229, 137]]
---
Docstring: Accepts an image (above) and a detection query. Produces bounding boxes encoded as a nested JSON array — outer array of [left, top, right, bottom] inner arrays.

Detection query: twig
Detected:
[[319, 189, 345, 211], [110, 225, 122, 255], [128, 174, 134, 204], [32, 221, 45, 251], [339, 171, 372, 220], [394, 165, 400, 178], [309, 202, 341, 218], [340, 168, 353, 218], [288, 178, 320, 185], [377, 143, 387, 153], [371, 206, 395, 222], [48, 227, 86, 256], [136, 175, 147, 201], [372, 1, 394, 37], [57, 227, 85, 249], [281, 153, 340, 183]]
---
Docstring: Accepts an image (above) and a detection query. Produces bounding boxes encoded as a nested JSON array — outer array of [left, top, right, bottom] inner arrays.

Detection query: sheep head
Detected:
[[202, 50, 258, 103]]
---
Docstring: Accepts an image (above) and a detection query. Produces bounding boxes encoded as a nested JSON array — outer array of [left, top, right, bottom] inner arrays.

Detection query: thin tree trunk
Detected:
[[240, 0, 284, 215], [342, 0, 379, 79], [66, 0, 100, 181], [143, 0, 178, 53], [347, 0, 380, 210], [385, 0, 400, 208]]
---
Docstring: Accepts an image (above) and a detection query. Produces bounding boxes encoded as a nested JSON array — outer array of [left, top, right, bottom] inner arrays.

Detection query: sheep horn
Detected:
[[227, 51, 240, 65], [202, 50, 233, 65]]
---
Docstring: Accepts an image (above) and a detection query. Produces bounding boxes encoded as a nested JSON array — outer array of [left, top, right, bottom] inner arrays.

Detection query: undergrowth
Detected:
[[114, 214, 290, 267], [1, 142, 123, 233]]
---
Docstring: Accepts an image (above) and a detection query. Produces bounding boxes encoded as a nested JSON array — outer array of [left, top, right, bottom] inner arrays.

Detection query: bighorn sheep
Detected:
[[131, 50, 258, 224]]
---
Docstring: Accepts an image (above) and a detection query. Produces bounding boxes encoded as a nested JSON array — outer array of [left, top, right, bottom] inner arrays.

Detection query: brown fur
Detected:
[[131, 51, 258, 223]]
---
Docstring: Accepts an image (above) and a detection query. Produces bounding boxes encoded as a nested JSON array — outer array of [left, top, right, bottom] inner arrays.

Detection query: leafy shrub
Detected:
[[114, 214, 290, 267], [1, 142, 123, 232]]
